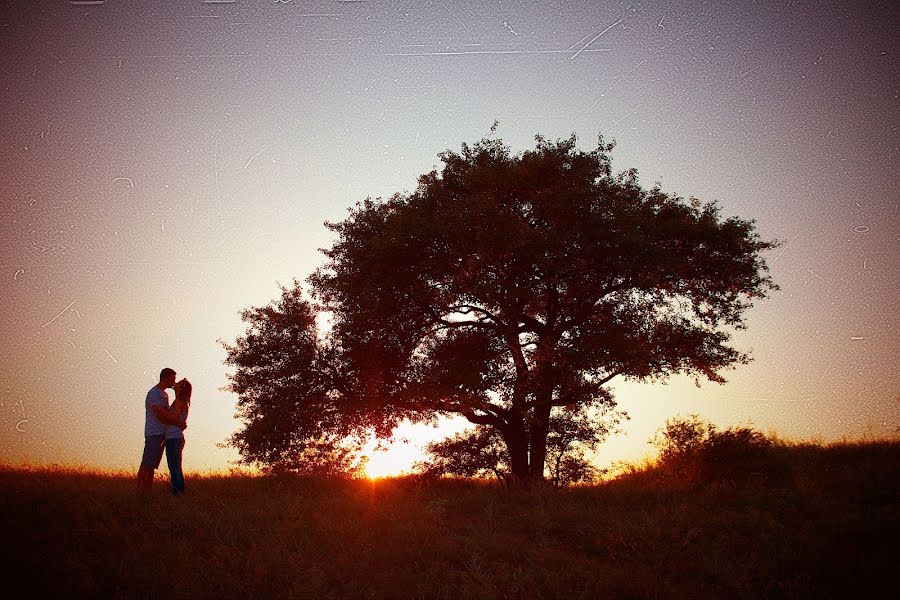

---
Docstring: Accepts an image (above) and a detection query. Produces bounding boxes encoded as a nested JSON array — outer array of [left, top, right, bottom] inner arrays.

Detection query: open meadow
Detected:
[[2, 439, 897, 599]]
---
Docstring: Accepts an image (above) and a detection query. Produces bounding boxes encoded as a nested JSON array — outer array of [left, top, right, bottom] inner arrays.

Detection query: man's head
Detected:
[[159, 368, 177, 389]]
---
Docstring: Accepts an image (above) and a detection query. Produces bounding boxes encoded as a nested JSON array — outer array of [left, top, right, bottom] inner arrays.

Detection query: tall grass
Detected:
[[2, 439, 897, 599]]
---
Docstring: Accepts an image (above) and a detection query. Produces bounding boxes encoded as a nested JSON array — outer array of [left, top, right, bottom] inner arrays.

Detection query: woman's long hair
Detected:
[[177, 378, 192, 406]]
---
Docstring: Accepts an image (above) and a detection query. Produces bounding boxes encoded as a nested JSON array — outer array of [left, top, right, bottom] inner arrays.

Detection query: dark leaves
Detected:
[[222, 133, 777, 478]]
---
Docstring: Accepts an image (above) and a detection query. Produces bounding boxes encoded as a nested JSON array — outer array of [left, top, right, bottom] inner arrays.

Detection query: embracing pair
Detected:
[[136, 367, 192, 496]]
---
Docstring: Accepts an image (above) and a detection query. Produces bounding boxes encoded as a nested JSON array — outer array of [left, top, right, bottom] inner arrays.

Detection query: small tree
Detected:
[[418, 426, 511, 485], [545, 405, 619, 487], [419, 404, 622, 487], [650, 413, 717, 464]]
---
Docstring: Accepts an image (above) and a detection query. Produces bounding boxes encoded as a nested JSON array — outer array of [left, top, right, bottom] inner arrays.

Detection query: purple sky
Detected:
[[1, 0, 897, 473]]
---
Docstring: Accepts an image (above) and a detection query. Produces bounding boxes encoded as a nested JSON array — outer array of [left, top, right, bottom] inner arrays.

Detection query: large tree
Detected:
[[222, 134, 778, 483]]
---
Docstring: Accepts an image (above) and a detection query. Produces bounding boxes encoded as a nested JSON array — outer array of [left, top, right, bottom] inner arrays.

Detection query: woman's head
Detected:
[[174, 378, 192, 404]]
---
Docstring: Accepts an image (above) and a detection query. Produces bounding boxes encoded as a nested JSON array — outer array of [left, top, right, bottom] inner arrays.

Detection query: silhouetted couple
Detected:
[[136, 368, 192, 496]]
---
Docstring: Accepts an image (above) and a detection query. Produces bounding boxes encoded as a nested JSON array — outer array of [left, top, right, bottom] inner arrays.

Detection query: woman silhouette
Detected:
[[165, 378, 192, 496]]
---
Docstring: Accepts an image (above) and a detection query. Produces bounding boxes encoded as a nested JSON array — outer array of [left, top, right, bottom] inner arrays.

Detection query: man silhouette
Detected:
[[136, 368, 186, 494]]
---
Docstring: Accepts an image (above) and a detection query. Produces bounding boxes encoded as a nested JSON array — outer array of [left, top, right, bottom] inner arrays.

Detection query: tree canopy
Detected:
[[222, 133, 778, 483]]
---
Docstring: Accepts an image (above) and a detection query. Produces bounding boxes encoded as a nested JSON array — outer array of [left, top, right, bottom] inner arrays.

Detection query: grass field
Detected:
[[2, 440, 897, 599]]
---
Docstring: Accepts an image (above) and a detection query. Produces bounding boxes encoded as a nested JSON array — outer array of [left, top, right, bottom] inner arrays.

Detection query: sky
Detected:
[[1, 0, 897, 477]]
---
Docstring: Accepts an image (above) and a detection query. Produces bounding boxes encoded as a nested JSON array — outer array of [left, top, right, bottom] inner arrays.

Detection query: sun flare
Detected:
[[364, 443, 423, 479], [362, 419, 472, 479]]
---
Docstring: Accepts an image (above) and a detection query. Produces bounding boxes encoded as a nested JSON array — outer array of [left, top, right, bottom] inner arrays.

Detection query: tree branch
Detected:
[[549, 372, 619, 407], [448, 304, 503, 324], [430, 318, 496, 333], [434, 397, 509, 422], [460, 409, 503, 427], [517, 314, 545, 334], [560, 280, 634, 331], [592, 371, 620, 387]]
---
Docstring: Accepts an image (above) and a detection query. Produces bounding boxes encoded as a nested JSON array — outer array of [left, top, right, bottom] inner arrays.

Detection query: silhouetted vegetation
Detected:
[[4, 435, 896, 599], [648, 414, 788, 487], [222, 133, 778, 484]]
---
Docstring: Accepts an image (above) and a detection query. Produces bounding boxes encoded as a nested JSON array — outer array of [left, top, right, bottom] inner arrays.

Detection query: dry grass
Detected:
[[1, 439, 897, 599]]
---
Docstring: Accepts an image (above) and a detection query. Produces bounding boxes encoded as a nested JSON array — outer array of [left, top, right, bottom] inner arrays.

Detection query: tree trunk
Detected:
[[501, 416, 530, 484], [527, 403, 552, 484]]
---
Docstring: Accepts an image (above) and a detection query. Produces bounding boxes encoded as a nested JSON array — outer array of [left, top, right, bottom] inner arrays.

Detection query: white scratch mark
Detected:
[[98, 366, 111, 376], [770, 236, 797, 264], [42, 300, 75, 328], [14, 269, 24, 280], [570, 18, 622, 60], [850, 336, 864, 340], [658, 17, 665, 29], [105, 349, 119, 364], [502, 20, 520, 36], [386, 48, 611, 57], [16, 420, 28, 432], [112, 177, 134, 187], [626, 15, 707, 74], [586, 15, 707, 113], [611, 104, 642, 127], [214, 137, 225, 236], [567, 33, 593, 52], [243, 145, 269, 169]]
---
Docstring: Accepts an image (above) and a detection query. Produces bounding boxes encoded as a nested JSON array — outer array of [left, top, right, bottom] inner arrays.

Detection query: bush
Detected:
[[651, 415, 787, 487]]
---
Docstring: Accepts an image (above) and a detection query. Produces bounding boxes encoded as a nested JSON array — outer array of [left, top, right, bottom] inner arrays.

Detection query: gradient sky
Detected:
[[1, 0, 897, 475]]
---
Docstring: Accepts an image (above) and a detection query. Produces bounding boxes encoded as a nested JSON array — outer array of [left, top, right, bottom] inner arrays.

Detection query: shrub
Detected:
[[651, 415, 786, 487]]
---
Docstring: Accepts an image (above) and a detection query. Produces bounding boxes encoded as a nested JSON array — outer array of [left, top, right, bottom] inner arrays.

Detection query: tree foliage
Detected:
[[222, 133, 778, 482], [220, 282, 364, 475]]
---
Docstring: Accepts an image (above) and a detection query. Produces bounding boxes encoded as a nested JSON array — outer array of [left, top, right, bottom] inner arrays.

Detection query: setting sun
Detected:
[[362, 419, 471, 479], [364, 443, 422, 479]]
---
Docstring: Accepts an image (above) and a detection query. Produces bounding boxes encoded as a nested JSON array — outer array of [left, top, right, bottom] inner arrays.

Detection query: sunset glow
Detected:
[[362, 420, 471, 479], [364, 444, 422, 480], [0, 1, 897, 475]]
